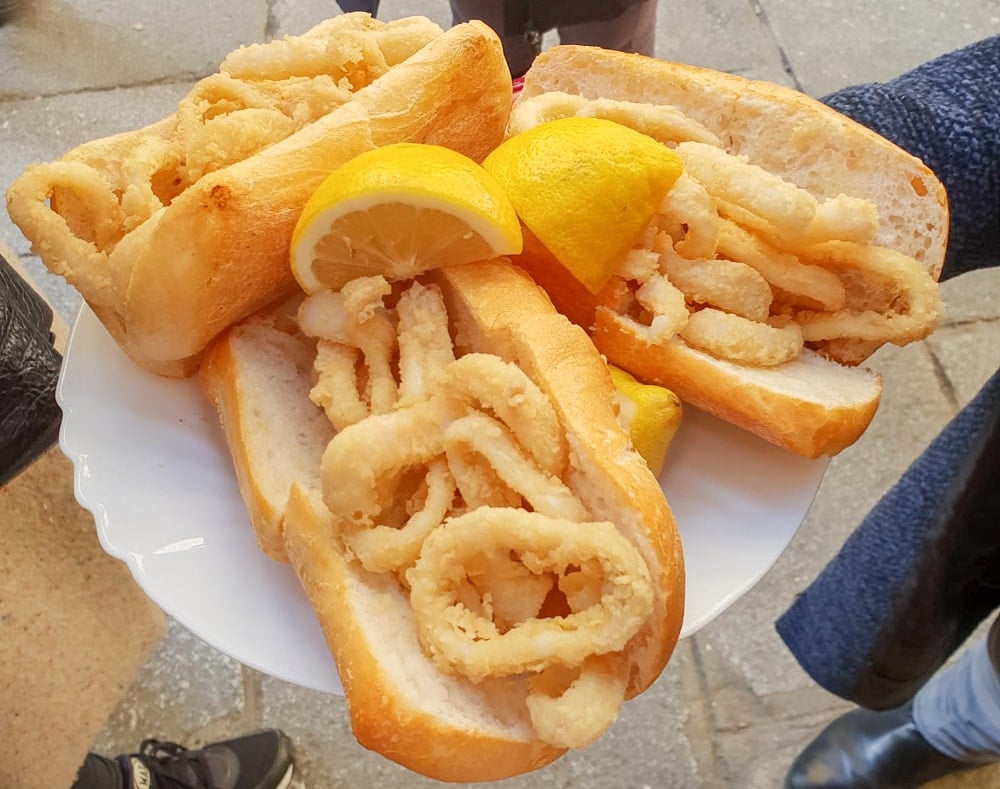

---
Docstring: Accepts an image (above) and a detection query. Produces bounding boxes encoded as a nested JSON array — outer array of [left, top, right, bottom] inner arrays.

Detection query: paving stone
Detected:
[[757, 0, 1000, 97], [0, 0, 265, 99], [938, 268, 1000, 325], [90, 618, 246, 756]]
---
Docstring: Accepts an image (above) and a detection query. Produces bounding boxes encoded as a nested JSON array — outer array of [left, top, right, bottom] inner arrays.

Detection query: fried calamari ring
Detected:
[[396, 281, 456, 407], [660, 249, 773, 322], [300, 277, 399, 417], [321, 398, 460, 530], [119, 138, 184, 231], [793, 242, 943, 345], [344, 457, 456, 574], [407, 508, 654, 682], [655, 171, 720, 259], [8, 162, 121, 308], [716, 219, 846, 313], [526, 654, 630, 749], [608, 273, 689, 345], [309, 341, 368, 430], [676, 142, 817, 238], [508, 92, 723, 147], [461, 550, 556, 631], [443, 412, 588, 521], [679, 308, 804, 366], [442, 353, 566, 477]]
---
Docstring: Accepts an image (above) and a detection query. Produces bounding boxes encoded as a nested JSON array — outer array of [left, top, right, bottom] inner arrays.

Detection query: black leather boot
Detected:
[[785, 701, 974, 789]]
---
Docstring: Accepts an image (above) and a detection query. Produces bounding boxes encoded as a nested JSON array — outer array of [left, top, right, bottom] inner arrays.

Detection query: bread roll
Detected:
[[507, 46, 948, 458], [204, 261, 684, 781], [6, 17, 513, 377]]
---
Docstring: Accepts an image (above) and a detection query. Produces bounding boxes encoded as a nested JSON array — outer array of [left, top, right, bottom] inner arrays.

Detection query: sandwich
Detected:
[[495, 45, 947, 458]]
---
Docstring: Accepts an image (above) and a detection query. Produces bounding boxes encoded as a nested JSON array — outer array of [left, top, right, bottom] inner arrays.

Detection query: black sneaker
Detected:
[[123, 729, 294, 789]]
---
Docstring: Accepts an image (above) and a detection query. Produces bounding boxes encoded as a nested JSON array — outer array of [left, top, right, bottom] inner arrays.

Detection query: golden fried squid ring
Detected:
[[444, 412, 589, 521], [407, 508, 654, 682], [321, 399, 463, 571], [679, 308, 804, 366], [219, 15, 440, 88], [793, 242, 943, 345], [119, 138, 184, 232], [396, 281, 456, 407], [461, 550, 556, 630], [660, 249, 773, 322], [7, 162, 121, 308], [676, 142, 817, 238], [526, 654, 630, 749], [508, 92, 724, 147], [655, 171, 720, 259], [344, 457, 456, 574], [441, 353, 566, 477], [309, 341, 369, 430], [716, 219, 846, 312], [300, 277, 399, 418], [608, 273, 689, 345]]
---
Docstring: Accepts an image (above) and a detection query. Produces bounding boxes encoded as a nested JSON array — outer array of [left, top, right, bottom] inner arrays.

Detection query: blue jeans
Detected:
[[914, 617, 1000, 761]]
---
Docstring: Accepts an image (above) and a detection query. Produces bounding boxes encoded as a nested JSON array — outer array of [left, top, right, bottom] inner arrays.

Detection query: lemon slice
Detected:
[[291, 143, 523, 293], [609, 365, 682, 476], [482, 116, 682, 294]]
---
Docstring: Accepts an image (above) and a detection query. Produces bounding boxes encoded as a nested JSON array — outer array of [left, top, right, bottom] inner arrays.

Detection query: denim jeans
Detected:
[[914, 616, 1000, 762]]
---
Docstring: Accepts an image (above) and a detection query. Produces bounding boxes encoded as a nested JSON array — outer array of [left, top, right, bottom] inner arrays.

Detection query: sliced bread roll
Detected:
[[204, 261, 684, 781], [506, 46, 948, 458]]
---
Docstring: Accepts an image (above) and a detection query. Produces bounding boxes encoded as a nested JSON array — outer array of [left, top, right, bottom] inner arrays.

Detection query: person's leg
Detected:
[[449, 0, 540, 77], [555, 0, 657, 58], [913, 617, 1000, 763], [336, 1, 379, 14]]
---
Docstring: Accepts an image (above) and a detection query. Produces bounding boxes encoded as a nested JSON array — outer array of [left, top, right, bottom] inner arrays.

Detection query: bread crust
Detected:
[[510, 45, 948, 457], [282, 486, 565, 782]]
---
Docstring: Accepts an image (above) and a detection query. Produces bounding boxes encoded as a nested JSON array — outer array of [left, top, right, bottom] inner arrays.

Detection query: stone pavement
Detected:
[[1, 1, 998, 787]]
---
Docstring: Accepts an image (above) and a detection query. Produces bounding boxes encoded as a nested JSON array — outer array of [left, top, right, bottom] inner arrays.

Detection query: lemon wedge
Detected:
[[482, 117, 682, 294], [291, 143, 523, 293], [609, 365, 682, 476]]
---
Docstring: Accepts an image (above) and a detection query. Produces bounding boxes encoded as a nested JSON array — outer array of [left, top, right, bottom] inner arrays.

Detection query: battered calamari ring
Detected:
[[442, 353, 566, 476], [443, 412, 588, 521], [407, 508, 654, 682], [321, 398, 461, 530], [526, 653, 630, 749], [343, 457, 456, 574]]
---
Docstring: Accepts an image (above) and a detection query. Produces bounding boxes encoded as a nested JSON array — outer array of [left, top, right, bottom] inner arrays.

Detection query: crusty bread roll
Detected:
[[6, 16, 512, 377], [507, 46, 948, 458], [203, 261, 684, 781]]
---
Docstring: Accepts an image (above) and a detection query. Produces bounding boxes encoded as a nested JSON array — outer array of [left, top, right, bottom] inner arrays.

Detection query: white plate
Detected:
[[58, 306, 828, 696]]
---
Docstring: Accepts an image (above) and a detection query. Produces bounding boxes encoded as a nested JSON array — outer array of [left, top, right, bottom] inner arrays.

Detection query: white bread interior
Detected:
[[199, 301, 334, 562]]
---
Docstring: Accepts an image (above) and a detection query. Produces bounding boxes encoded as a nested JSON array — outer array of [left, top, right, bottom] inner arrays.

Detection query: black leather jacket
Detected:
[[0, 252, 62, 487]]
